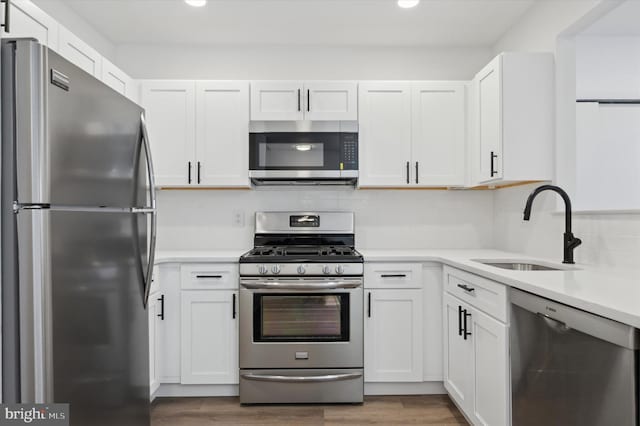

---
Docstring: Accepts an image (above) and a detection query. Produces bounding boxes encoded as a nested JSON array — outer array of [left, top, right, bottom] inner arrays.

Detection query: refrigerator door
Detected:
[[13, 208, 150, 425], [6, 39, 144, 208]]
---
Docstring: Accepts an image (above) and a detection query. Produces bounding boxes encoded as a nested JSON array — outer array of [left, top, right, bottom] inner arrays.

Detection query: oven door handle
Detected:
[[241, 281, 362, 290], [241, 372, 363, 383]]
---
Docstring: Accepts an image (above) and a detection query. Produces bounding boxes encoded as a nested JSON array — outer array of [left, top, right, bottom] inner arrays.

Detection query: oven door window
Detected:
[[253, 293, 350, 342]]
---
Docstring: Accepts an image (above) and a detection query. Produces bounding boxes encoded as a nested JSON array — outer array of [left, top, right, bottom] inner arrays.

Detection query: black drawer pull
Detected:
[[196, 275, 223, 279], [381, 274, 406, 278], [457, 283, 475, 293]]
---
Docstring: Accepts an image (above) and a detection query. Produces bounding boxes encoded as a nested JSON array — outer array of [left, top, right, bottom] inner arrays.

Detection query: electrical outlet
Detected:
[[232, 210, 245, 227]]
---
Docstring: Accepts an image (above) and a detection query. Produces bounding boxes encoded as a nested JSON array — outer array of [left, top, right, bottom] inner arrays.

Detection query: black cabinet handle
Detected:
[[188, 161, 192, 184], [157, 295, 165, 321], [463, 309, 472, 340], [458, 305, 464, 336], [380, 274, 406, 278], [1, 0, 10, 33], [232, 293, 236, 319], [367, 292, 371, 318], [307, 89, 310, 112], [297, 89, 301, 111], [196, 275, 222, 279], [415, 162, 419, 184], [197, 161, 201, 184], [406, 161, 410, 184], [490, 151, 498, 177], [457, 283, 475, 293]]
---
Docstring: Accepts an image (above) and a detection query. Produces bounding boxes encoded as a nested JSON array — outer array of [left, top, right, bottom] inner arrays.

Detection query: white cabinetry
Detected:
[[58, 25, 102, 77], [148, 287, 160, 396], [2, 0, 59, 50], [250, 81, 357, 121], [358, 82, 412, 186], [443, 266, 509, 426], [359, 81, 466, 187], [180, 264, 239, 385], [195, 81, 250, 187], [141, 80, 250, 188], [101, 57, 134, 98], [472, 53, 554, 185], [364, 263, 423, 382], [141, 81, 196, 187]]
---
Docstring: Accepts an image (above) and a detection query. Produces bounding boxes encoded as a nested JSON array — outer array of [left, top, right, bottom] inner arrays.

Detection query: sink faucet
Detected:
[[523, 185, 582, 264]]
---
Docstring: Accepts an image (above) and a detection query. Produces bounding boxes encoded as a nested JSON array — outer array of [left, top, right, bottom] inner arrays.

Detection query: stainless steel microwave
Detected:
[[249, 132, 358, 186]]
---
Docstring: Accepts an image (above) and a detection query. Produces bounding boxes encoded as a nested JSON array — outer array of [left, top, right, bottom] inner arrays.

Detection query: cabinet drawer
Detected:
[[444, 266, 507, 322], [181, 264, 239, 290], [364, 263, 422, 289]]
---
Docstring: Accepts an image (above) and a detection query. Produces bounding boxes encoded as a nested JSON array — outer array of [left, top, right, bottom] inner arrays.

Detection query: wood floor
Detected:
[[151, 395, 468, 425]]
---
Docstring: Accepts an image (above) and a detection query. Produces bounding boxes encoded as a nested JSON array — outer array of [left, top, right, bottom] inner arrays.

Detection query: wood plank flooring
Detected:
[[152, 395, 468, 425]]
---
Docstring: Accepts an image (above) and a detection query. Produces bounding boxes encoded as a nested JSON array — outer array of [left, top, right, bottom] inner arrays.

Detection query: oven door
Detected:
[[239, 277, 363, 369]]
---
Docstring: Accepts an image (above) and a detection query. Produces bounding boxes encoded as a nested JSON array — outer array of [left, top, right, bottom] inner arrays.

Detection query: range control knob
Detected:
[[258, 265, 268, 275], [336, 265, 345, 275], [271, 265, 281, 275], [322, 265, 332, 275], [297, 265, 306, 274]]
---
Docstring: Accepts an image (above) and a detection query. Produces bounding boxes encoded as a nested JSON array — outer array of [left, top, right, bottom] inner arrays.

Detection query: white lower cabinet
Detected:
[[364, 288, 423, 382], [443, 267, 509, 426], [148, 290, 160, 396], [180, 290, 239, 385]]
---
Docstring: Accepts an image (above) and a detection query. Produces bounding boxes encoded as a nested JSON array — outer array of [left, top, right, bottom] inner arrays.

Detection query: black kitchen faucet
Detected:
[[523, 185, 582, 264]]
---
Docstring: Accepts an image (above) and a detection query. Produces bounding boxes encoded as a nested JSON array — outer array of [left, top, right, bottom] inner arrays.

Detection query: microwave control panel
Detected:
[[340, 134, 359, 170]]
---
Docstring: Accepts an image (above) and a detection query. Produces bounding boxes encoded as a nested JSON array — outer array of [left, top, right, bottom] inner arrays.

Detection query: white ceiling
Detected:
[[57, 0, 535, 47], [581, 0, 640, 36]]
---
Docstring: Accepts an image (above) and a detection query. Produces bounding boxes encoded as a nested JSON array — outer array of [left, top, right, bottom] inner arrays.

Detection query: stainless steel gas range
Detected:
[[239, 211, 364, 404]]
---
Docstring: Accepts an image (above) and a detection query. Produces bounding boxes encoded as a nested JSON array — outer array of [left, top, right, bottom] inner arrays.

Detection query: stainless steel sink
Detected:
[[471, 260, 576, 271]]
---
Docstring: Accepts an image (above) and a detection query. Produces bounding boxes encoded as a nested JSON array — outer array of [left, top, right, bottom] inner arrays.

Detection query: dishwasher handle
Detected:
[[510, 288, 639, 350]]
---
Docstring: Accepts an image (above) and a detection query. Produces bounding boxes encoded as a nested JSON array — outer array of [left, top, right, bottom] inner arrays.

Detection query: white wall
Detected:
[[32, 0, 116, 61], [156, 189, 494, 251], [116, 44, 493, 80], [491, 1, 640, 270]]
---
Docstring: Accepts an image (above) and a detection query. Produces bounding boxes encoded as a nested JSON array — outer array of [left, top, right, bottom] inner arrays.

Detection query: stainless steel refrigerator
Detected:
[[1, 39, 157, 426]]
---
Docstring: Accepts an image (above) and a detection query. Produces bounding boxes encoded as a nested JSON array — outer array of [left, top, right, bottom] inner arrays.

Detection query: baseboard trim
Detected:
[[364, 382, 446, 395], [155, 384, 239, 397]]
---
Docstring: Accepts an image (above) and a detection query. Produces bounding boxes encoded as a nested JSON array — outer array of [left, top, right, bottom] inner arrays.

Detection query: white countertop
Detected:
[[155, 248, 640, 329]]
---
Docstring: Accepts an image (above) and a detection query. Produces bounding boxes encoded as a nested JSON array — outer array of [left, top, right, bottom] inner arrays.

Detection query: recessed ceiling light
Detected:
[[185, 0, 207, 7], [398, 0, 420, 8]]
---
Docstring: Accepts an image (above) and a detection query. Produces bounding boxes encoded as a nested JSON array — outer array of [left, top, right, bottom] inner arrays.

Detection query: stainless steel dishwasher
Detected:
[[510, 288, 639, 426]]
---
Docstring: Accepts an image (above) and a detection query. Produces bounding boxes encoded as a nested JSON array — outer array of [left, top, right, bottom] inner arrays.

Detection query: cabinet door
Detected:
[[58, 25, 102, 77], [358, 82, 412, 187], [250, 81, 304, 121], [471, 307, 508, 426], [477, 57, 503, 182], [148, 293, 160, 396], [195, 81, 250, 187], [364, 289, 423, 382], [304, 81, 358, 121], [443, 293, 473, 414], [181, 290, 238, 384], [141, 81, 196, 187], [1, 0, 59, 50], [412, 82, 466, 187], [101, 57, 133, 98], [157, 264, 181, 383]]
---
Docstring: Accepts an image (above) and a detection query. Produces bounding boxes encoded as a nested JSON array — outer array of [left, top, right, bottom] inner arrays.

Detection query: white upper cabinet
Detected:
[[141, 81, 196, 187], [195, 81, 250, 187], [250, 81, 304, 121], [1, 0, 59, 50], [58, 25, 102, 77], [304, 81, 358, 121], [472, 52, 554, 185], [358, 82, 412, 187], [412, 82, 466, 187], [250, 81, 358, 121], [101, 57, 134, 98]]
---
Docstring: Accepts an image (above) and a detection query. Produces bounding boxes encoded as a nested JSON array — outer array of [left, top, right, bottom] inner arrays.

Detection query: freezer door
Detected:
[[5, 39, 144, 207], [7, 208, 149, 425]]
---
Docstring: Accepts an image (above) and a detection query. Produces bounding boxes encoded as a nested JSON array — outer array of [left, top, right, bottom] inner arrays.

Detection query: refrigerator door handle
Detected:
[[140, 113, 157, 308]]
